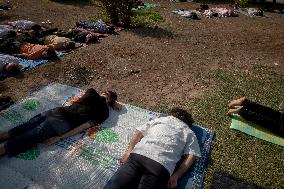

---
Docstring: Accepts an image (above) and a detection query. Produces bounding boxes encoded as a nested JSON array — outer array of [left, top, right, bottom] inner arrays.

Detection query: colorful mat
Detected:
[[0, 83, 214, 189], [19, 53, 63, 71], [231, 114, 284, 146], [0, 53, 63, 80]]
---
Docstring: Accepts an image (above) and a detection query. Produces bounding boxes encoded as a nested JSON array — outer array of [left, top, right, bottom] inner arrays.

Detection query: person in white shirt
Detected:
[[108, 108, 201, 189]]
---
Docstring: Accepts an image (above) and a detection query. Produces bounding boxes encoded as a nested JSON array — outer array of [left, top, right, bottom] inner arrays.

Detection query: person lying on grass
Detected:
[[0, 89, 122, 157], [0, 37, 58, 60], [227, 97, 284, 137], [43, 35, 76, 51], [107, 108, 201, 189], [56, 28, 100, 44], [16, 43, 58, 60]]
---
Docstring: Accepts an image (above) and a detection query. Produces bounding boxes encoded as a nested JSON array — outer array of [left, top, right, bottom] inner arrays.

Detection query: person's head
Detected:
[[169, 107, 194, 127], [42, 47, 58, 60], [64, 41, 76, 49], [85, 34, 98, 44], [3, 63, 21, 74], [101, 91, 118, 109]]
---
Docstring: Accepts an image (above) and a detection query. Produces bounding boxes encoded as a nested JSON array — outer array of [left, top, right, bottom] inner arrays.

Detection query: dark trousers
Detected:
[[240, 99, 284, 137], [107, 153, 170, 189], [4, 113, 57, 156]]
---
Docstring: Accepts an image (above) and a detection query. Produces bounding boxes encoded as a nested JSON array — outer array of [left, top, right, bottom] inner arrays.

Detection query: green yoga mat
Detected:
[[231, 114, 284, 146]]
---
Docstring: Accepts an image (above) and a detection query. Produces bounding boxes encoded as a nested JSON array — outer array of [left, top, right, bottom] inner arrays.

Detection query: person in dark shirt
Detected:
[[227, 97, 284, 137], [0, 88, 121, 157]]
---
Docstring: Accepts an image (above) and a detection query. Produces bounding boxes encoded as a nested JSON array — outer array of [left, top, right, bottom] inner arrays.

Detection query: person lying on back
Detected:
[[17, 43, 58, 60]]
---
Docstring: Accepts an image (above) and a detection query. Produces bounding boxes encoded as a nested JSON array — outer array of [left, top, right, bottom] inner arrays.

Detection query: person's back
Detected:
[[109, 108, 201, 189], [44, 35, 74, 50], [62, 88, 109, 127], [19, 43, 57, 60], [132, 116, 200, 175]]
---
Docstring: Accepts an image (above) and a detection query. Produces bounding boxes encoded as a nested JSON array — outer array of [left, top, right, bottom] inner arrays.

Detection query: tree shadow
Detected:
[[129, 26, 174, 39], [50, 0, 94, 7]]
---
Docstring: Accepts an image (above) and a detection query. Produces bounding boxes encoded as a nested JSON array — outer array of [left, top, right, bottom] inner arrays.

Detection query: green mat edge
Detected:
[[230, 114, 284, 147]]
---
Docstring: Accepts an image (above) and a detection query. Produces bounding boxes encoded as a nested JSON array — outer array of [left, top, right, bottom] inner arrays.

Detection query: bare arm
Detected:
[[43, 122, 92, 145], [167, 154, 196, 189], [120, 130, 144, 164], [60, 122, 92, 139]]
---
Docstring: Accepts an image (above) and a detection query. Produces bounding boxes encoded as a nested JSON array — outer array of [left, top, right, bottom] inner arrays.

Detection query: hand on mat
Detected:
[[120, 151, 130, 165], [167, 174, 179, 189], [42, 136, 62, 146]]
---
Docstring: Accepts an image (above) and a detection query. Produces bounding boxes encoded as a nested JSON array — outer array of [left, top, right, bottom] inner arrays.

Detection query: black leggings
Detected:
[[240, 99, 284, 137], [4, 113, 58, 156], [107, 153, 170, 189]]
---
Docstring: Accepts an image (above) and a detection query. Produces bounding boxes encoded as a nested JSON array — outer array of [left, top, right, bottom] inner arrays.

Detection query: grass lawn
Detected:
[[154, 64, 284, 188]]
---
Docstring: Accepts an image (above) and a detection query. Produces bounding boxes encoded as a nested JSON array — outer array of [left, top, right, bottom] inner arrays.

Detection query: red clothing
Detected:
[[20, 43, 49, 59]]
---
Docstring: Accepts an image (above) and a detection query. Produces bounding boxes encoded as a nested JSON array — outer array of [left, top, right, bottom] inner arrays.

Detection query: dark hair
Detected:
[[65, 41, 76, 49], [4, 63, 20, 74], [106, 91, 117, 109], [31, 24, 42, 31], [169, 107, 194, 127], [45, 48, 58, 60]]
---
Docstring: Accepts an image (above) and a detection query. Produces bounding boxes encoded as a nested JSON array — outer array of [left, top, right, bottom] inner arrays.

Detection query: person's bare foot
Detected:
[[228, 97, 246, 108], [227, 106, 243, 116]]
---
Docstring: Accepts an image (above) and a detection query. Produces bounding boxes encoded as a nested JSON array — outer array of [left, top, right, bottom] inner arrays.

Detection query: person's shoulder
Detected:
[[166, 115, 188, 125]]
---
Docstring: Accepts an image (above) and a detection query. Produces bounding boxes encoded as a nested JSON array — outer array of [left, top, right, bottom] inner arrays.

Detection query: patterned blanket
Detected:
[[0, 83, 214, 189]]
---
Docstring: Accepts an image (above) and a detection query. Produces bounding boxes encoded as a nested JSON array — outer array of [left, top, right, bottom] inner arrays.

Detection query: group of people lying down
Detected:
[[0, 88, 283, 189], [0, 20, 116, 75]]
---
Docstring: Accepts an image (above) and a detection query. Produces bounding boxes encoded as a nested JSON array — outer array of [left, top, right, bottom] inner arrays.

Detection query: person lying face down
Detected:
[[17, 43, 58, 60], [227, 97, 284, 137], [0, 88, 121, 157], [56, 28, 99, 44], [43, 35, 76, 50], [107, 108, 201, 189]]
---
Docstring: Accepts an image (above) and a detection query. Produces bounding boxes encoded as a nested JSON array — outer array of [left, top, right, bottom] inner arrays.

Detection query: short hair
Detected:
[[45, 48, 58, 60], [169, 107, 194, 127], [65, 41, 76, 49], [4, 63, 20, 74], [106, 91, 117, 109]]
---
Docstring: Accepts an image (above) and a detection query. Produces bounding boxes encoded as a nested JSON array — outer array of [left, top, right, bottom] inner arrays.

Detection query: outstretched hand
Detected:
[[167, 174, 179, 189], [119, 151, 130, 165]]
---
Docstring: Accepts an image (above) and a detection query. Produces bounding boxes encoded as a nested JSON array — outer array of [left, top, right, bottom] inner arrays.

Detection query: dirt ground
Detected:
[[0, 0, 284, 188], [1, 0, 283, 106]]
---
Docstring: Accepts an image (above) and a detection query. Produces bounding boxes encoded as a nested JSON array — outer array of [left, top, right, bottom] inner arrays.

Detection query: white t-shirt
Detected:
[[132, 116, 201, 175]]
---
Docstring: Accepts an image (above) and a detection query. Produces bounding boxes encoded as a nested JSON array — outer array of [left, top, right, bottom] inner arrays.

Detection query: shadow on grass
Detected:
[[50, 0, 94, 7], [0, 14, 13, 22], [129, 26, 174, 39]]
